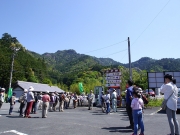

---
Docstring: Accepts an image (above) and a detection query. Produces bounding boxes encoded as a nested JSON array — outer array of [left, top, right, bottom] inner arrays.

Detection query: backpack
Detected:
[[8, 97, 12, 103], [142, 94, 148, 104], [59, 94, 65, 101]]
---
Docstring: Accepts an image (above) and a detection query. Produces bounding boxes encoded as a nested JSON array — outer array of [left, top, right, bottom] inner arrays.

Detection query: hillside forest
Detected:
[[1, 33, 180, 94]]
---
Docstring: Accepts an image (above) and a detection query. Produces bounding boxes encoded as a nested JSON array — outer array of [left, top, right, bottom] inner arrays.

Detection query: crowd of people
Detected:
[[0, 74, 180, 134], [16, 88, 91, 118], [0, 86, 99, 118], [125, 74, 180, 135]]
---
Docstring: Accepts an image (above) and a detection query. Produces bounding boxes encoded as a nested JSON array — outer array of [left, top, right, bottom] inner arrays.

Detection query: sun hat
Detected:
[[28, 86, 34, 91], [1, 88, 5, 91]]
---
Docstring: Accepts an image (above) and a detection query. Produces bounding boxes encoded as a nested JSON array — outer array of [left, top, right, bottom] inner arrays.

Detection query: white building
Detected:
[[13, 81, 65, 98]]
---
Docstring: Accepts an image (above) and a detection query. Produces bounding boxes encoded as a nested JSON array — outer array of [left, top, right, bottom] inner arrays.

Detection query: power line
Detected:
[[101, 49, 128, 57], [132, 0, 171, 45], [85, 39, 127, 54], [119, 52, 128, 63]]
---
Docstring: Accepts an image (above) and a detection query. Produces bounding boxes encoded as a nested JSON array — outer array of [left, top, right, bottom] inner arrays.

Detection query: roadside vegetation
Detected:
[[146, 98, 163, 107]]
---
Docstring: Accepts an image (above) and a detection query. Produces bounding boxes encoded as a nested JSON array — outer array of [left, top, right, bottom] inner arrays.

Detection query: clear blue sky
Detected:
[[0, 0, 179, 64]]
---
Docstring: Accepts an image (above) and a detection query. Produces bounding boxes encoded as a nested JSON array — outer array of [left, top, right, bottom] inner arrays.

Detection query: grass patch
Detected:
[[146, 98, 163, 107]]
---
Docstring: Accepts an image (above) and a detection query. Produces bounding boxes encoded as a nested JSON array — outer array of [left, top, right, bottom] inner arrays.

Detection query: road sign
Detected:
[[105, 69, 121, 88]]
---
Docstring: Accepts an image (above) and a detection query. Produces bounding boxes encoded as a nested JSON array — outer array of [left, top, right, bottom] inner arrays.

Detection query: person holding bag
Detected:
[[160, 74, 180, 135]]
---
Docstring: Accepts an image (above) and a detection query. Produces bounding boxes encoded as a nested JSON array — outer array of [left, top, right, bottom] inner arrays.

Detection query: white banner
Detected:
[[106, 80, 121, 83], [105, 72, 121, 77], [105, 83, 120, 87], [105, 76, 121, 80]]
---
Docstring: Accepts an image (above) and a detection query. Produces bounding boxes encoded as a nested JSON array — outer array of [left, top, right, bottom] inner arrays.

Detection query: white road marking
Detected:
[[0, 130, 28, 135], [150, 108, 162, 115]]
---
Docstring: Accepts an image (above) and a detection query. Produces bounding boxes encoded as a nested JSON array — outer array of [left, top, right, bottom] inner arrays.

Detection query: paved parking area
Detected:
[[0, 103, 179, 135]]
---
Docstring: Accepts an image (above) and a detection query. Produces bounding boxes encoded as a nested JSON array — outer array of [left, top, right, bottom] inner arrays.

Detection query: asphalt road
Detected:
[[0, 103, 179, 135]]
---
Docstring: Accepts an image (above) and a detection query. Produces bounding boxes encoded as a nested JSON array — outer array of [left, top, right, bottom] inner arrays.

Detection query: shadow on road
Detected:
[[0, 114, 9, 115], [157, 109, 166, 114], [102, 126, 132, 133], [120, 117, 129, 121], [6, 116, 40, 118], [92, 113, 105, 115], [6, 116, 23, 118]]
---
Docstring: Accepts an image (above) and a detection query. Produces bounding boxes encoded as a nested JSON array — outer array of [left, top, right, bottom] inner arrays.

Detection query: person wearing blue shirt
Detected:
[[126, 80, 134, 130]]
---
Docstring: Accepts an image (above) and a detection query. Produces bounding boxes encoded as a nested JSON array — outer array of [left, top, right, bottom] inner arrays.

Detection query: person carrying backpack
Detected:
[[9, 92, 16, 115], [19, 89, 28, 117], [59, 92, 65, 112], [105, 91, 111, 114]]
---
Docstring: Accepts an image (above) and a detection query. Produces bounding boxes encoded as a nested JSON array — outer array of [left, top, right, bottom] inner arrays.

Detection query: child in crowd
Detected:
[[131, 88, 144, 135]]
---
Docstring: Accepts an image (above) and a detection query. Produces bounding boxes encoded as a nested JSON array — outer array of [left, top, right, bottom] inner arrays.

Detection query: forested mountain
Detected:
[[125, 57, 180, 72], [29, 49, 121, 73], [30, 50, 180, 73], [0, 33, 48, 88], [1, 33, 180, 94]]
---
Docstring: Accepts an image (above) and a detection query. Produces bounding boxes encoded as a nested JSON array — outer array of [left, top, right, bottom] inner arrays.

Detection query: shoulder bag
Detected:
[[161, 87, 175, 110]]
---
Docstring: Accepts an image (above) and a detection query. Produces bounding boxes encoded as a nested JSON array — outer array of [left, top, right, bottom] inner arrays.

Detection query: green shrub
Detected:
[[146, 98, 163, 107]]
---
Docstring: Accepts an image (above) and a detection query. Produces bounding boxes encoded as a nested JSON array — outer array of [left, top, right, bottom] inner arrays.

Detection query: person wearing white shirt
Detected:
[[111, 89, 117, 113], [88, 90, 95, 110], [0, 88, 5, 109], [160, 74, 180, 135]]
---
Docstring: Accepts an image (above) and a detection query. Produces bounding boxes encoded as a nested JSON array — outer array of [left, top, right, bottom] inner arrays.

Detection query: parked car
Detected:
[[143, 89, 155, 97], [177, 91, 180, 111]]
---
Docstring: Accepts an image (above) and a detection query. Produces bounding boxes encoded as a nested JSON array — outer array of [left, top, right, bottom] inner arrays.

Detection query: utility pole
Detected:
[[128, 37, 132, 81], [9, 52, 15, 90], [9, 47, 20, 90]]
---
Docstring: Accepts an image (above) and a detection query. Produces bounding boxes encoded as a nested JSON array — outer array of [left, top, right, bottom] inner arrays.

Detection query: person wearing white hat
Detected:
[[0, 88, 5, 109], [24, 86, 34, 118], [42, 91, 50, 118]]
